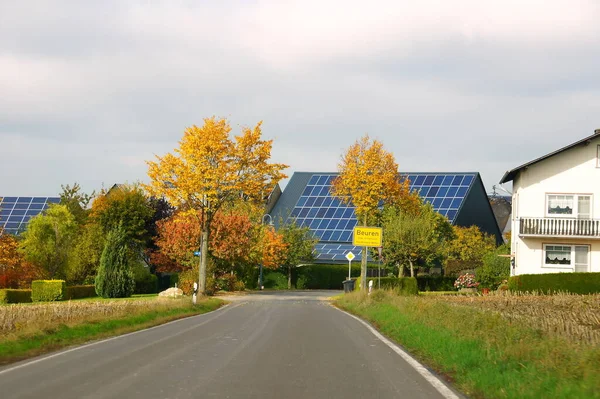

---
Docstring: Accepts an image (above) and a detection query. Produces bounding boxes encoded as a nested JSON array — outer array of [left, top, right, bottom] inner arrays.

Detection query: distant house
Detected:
[[271, 171, 502, 263], [500, 129, 600, 275]]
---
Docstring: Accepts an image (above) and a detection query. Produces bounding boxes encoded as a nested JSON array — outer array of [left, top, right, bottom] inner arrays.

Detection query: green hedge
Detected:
[[65, 285, 97, 300], [262, 270, 288, 290], [354, 277, 418, 295], [0, 289, 32, 304], [416, 276, 456, 291], [296, 264, 361, 289], [135, 274, 158, 294], [31, 280, 66, 302], [508, 273, 600, 294]]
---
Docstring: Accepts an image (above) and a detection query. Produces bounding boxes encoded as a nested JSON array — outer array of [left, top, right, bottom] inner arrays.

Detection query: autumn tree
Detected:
[[279, 221, 317, 289], [0, 231, 20, 288], [382, 204, 453, 277], [19, 204, 77, 279], [152, 211, 202, 272], [445, 225, 496, 275], [66, 222, 105, 284], [331, 135, 415, 291], [145, 117, 287, 295]]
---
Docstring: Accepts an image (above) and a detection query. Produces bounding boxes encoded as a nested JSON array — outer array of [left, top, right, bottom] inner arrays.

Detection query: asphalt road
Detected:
[[0, 291, 459, 399]]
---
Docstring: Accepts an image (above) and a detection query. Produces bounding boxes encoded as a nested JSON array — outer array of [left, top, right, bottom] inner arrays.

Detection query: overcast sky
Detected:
[[1, 1, 599, 197]]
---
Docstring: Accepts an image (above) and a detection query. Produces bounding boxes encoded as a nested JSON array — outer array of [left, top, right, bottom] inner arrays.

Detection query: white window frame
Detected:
[[545, 194, 592, 218], [542, 244, 590, 271]]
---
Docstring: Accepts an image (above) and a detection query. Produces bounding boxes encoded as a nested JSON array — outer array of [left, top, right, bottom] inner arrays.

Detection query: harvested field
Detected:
[[438, 292, 600, 345]]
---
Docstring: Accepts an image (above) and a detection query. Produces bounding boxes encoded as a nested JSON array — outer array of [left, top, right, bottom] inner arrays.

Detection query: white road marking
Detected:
[[0, 302, 239, 376], [334, 306, 461, 399]]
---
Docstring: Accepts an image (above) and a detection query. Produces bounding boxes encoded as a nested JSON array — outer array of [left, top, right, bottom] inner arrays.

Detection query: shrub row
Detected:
[[508, 272, 600, 294], [134, 274, 159, 294], [296, 264, 362, 289], [353, 277, 418, 295], [0, 289, 32, 304], [64, 285, 97, 300], [416, 276, 456, 292], [31, 280, 66, 302]]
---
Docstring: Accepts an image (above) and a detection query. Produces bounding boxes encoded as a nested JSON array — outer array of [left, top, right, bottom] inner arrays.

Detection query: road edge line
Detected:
[[332, 305, 461, 399], [0, 301, 239, 376]]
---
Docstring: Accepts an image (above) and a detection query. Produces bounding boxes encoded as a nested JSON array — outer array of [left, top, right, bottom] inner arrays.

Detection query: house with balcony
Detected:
[[500, 128, 600, 276]]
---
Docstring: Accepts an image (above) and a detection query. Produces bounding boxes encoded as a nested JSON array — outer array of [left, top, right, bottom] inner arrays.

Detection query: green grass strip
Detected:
[[336, 294, 600, 399], [0, 298, 224, 365]]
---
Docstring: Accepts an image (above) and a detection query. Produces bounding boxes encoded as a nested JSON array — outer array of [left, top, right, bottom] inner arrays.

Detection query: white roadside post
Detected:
[[192, 282, 198, 305]]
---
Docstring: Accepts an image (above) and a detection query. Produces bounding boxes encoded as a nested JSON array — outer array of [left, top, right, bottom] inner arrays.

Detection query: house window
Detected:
[[546, 194, 591, 218], [543, 244, 590, 271]]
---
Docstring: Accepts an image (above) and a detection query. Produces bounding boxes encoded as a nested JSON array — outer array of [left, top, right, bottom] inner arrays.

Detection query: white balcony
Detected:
[[519, 217, 600, 239]]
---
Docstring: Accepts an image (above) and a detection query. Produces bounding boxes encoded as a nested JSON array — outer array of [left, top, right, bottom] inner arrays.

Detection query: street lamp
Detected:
[[259, 214, 274, 290]]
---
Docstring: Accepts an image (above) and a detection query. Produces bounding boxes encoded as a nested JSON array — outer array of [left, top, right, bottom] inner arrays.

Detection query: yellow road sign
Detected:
[[353, 226, 383, 247], [345, 252, 355, 261]]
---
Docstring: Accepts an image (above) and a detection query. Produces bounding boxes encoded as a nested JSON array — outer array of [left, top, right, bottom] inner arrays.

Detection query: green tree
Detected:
[[279, 221, 317, 289], [476, 243, 510, 289], [95, 225, 135, 298], [331, 135, 418, 291], [91, 184, 154, 246], [19, 204, 77, 278], [59, 183, 95, 226], [446, 225, 496, 274], [66, 222, 105, 284], [382, 204, 452, 277]]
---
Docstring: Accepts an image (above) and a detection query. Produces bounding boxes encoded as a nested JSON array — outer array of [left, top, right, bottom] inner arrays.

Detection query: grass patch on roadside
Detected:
[[335, 291, 600, 399], [0, 297, 223, 365]]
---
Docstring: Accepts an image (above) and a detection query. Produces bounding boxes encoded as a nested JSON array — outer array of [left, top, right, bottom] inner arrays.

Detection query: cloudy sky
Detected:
[[1, 0, 599, 196]]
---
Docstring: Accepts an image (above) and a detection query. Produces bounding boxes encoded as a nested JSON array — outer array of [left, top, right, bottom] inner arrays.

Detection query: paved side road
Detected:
[[0, 291, 460, 399]]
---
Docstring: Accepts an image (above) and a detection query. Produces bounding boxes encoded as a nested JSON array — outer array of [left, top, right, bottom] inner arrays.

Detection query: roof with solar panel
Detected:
[[270, 172, 502, 263], [0, 197, 60, 235]]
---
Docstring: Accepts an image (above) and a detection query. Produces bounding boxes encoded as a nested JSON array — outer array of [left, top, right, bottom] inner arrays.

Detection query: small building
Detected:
[[271, 172, 502, 262], [500, 129, 600, 275]]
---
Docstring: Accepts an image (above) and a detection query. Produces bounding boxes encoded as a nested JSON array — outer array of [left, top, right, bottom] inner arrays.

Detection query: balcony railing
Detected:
[[520, 217, 600, 238]]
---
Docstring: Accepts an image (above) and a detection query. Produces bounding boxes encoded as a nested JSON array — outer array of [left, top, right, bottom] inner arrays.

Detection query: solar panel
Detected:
[[286, 173, 477, 261], [0, 197, 60, 235]]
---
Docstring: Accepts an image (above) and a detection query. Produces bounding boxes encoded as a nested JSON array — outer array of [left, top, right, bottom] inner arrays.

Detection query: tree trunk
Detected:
[[397, 263, 404, 278], [409, 259, 414, 278], [198, 226, 209, 295], [288, 266, 292, 290], [361, 215, 368, 292]]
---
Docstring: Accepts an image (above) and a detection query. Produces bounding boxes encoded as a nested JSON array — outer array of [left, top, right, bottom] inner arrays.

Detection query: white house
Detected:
[[500, 129, 600, 276]]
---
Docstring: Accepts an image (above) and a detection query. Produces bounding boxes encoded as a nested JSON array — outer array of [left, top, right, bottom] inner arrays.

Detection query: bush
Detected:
[[354, 277, 418, 296], [95, 226, 135, 298], [262, 270, 288, 290], [215, 274, 239, 292], [31, 280, 66, 302], [444, 259, 479, 277], [64, 285, 97, 300], [134, 274, 158, 294], [416, 276, 456, 291], [476, 244, 510, 289], [234, 280, 245, 291], [508, 273, 600, 294], [296, 264, 361, 289], [0, 289, 32, 304]]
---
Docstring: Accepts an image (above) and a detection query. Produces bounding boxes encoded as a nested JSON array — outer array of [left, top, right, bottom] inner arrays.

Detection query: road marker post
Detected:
[[345, 251, 355, 282]]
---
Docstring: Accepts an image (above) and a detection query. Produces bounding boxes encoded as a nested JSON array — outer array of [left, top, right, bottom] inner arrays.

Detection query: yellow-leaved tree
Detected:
[[145, 117, 287, 295], [331, 135, 414, 291]]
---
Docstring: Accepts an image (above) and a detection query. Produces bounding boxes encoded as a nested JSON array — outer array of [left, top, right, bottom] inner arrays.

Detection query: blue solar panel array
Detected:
[[286, 173, 477, 261], [0, 197, 60, 235]]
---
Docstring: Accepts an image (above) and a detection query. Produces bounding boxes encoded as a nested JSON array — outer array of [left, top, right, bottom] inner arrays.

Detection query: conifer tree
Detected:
[[95, 225, 135, 298]]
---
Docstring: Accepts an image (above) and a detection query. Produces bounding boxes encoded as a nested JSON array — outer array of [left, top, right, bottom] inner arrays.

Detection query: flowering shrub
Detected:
[[454, 273, 479, 290]]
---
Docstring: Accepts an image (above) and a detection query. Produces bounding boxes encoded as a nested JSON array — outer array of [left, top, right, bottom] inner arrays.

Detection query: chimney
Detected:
[[596, 129, 600, 135]]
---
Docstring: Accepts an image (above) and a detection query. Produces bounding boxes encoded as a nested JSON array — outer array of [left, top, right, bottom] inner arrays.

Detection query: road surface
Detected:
[[0, 291, 460, 399]]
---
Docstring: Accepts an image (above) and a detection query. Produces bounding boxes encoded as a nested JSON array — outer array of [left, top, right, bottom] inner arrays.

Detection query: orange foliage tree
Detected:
[[331, 135, 417, 290], [0, 231, 45, 288], [261, 227, 288, 270], [145, 117, 287, 294]]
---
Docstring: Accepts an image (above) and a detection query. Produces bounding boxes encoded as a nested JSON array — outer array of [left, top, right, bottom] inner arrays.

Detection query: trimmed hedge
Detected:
[[296, 264, 361, 289], [135, 274, 158, 294], [508, 273, 600, 294], [416, 276, 456, 292], [65, 285, 97, 300], [31, 280, 66, 302], [354, 277, 418, 296], [0, 289, 32, 304]]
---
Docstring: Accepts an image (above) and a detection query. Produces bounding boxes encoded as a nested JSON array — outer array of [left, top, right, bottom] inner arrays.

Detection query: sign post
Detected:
[[345, 251, 355, 281], [377, 246, 383, 290]]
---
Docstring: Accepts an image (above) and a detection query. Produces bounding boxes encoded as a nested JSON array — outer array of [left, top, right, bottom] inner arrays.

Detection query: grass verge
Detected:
[[0, 297, 223, 365], [335, 291, 600, 399]]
